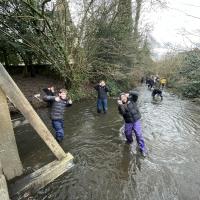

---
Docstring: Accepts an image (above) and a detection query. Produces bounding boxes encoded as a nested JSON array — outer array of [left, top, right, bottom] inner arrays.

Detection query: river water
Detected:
[[13, 86, 200, 200]]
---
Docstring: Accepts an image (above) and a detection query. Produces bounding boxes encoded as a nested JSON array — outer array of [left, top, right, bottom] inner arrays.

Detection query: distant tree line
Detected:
[[0, 0, 164, 91], [151, 48, 200, 98]]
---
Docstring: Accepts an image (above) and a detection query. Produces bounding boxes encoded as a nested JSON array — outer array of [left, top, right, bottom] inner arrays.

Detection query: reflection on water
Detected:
[[13, 87, 200, 200]]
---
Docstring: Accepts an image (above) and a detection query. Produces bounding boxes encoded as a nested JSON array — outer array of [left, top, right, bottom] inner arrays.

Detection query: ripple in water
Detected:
[[13, 87, 200, 200]]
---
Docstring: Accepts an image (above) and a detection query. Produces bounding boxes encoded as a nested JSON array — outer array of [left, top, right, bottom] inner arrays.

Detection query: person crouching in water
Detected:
[[43, 89, 72, 143], [117, 91, 147, 157], [94, 80, 110, 113], [152, 88, 163, 100], [152, 79, 163, 100]]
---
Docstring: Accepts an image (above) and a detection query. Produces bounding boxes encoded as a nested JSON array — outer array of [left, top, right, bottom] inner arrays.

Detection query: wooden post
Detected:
[[9, 153, 74, 197], [0, 162, 10, 200], [0, 63, 66, 160], [0, 88, 23, 180]]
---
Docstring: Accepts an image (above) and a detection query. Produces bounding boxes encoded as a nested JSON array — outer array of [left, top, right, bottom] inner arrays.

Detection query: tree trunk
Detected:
[[133, 0, 143, 65]]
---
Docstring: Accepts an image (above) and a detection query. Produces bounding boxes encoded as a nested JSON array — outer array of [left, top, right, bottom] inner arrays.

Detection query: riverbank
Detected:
[[10, 73, 139, 114], [10, 73, 200, 116], [167, 86, 200, 105], [9, 74, 95, 114], [9, 75, 63, 113], [9, 75, 200, 116]]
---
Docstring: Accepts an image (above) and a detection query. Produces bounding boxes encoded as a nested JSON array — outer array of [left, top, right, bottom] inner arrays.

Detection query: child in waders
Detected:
[[118, 91, 147, 157], [43, 89, 72, 143], [94, 80, 110, 113]]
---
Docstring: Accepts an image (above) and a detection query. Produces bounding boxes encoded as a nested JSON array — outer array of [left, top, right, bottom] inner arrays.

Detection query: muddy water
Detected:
[[14, 87, 200, 200]]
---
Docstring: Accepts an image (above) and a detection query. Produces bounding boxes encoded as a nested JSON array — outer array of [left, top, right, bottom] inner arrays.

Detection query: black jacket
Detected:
[[43, 96, 72, 120], [118, 101, 141, 123], [43, 88, 55, 96], [42, 88, 55, 107], [94, 85, 109, 99]]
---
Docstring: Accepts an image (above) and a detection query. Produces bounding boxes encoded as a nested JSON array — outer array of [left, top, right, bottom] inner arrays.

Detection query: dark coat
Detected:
[[118, 101, 141, 123], [42, 88, 55, 107], [152, 89, 162, 97], [43, 96, 72, 120], [94, 85, 109, 99]]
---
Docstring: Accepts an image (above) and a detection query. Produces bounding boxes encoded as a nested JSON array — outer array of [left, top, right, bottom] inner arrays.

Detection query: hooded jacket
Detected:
[[118, 90, 141, 123], [118, 101, 141, 123]]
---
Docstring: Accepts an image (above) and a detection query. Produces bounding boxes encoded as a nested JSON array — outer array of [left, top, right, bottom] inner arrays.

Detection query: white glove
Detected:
[[34, 94, 40, 98], [55, 97, 60, 102], [117, 100, 122, 105], [68, 99, 72, 104]]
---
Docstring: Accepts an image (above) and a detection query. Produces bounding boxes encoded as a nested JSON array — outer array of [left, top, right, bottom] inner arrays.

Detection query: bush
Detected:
[[106, 75, 137, 97], [106, 80, 121, 96], [179, 81, 200, 98]]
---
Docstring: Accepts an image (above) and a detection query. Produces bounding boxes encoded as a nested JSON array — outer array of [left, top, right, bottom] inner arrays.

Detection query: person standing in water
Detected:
[[94, 80, 110, 113], [160, 78, 167, 90], [118, 91, 147, 157], [152, 78, 163, 100], [43, 89, 72, 143]]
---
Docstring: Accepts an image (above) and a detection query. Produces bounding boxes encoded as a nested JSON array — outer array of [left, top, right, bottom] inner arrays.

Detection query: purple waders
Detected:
[[124, 120, 146, 153]]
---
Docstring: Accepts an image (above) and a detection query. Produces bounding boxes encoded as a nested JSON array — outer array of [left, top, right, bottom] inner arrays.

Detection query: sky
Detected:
[[146, 0, 200, 58], [53, 0, 200, 59]]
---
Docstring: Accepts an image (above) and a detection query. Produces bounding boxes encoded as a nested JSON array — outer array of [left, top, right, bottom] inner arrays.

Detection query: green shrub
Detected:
[[179, 81, 200, 98], [106, 80, 121, 96]]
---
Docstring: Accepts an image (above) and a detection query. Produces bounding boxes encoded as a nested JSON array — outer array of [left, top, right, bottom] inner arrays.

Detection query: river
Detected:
[[13, 86, 200, 200]]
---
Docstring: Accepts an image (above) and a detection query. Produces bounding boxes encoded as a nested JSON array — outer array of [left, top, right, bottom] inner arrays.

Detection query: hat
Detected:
[[129, 90, 139, 102]]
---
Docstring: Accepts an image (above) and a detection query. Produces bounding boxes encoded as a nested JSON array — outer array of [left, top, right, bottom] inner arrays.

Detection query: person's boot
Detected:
[[140, 149, 148, 158], [97, 109, 101, 113], [130, 143, 137, 154], [55, 136, 63, 143]]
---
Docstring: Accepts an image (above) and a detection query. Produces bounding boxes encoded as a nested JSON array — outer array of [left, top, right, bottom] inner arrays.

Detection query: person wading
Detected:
[[94, 80, 110, 114], [43, 89, 72, 143], [118, 91, 147, 157]]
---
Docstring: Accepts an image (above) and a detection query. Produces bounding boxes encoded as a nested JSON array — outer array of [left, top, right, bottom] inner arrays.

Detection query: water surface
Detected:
[[14, 86, 200, 200]]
